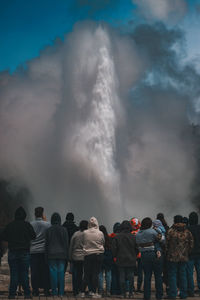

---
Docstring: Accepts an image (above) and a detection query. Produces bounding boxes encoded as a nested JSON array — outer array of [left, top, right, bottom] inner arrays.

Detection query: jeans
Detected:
[[30, 253, 50, 294], [82, 253, 103, 293], [168, 261, 187, 299], [8, 251, 31, 297], [72, 261, 84, 295], [141, 251, 163, 300], [98, 268, 112, 293], [48, 259, 65, 296], [118, 266, 135, 295], [187, 258, 200, 293]]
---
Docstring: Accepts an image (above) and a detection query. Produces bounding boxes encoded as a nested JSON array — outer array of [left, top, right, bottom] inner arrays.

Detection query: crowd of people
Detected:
[[0, 206, 200, 300]]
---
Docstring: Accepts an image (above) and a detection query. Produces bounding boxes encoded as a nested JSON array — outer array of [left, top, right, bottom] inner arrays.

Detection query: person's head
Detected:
[[152, 219, 163, 229], [88, 216, 99, 229], [35, 207, 44, 218], [51, 212, 61, 225], [120, 220, 132, 232], [15, 206, 26, 221], [130, 218, 141, 231], [156, 212, 168, 228], [182, 217, 189, 226], [66, 212, 74, 221], [189, 212, 198, 225], [79, 220, 88, 231], [99, 225, 108, 237], [174, 215, 183, 224], [113, 222, 121, 233], [157, 213, 164, 220], [141, 217, 152, 230]]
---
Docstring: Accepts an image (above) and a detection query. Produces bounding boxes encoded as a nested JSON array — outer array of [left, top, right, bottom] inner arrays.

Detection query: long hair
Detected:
[[99, 225, 111, 250]]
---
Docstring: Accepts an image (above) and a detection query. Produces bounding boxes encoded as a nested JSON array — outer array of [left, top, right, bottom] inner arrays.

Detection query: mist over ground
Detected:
[[0, 20, 200, 229]]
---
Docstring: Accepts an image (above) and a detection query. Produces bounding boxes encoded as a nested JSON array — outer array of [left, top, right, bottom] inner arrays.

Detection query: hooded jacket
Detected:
[[45, 213, 69, 260], [82, 217, 104, 256], [188, 212, 200, 259], [111, 221, 138, 267], [166, 223, 194, 262], [1, 207, 36, 252]]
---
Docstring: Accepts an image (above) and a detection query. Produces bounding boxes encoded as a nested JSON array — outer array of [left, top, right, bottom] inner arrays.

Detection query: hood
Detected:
[[173, 223, 186, 231], [88, 216, 99, 229], [189, 212, 198, 225], [153, 219, 166, 233], [51, 212, 61, 225], [120, 220, 132, 233], [113, 222, 121, 233], [15, 207, 26, 221]]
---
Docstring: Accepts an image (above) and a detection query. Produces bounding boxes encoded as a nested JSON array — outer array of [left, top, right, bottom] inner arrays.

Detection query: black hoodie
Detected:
[[1, 207, 36, 252], [188, 212, 200, 259], [111, 221, 138, 267]]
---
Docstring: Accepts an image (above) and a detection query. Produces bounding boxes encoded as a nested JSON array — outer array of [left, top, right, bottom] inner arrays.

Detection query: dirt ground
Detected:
[[0, 253, 199, 299]]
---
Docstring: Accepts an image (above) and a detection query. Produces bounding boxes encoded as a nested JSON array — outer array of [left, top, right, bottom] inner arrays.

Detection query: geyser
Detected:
[[0, 22, 199, 228]]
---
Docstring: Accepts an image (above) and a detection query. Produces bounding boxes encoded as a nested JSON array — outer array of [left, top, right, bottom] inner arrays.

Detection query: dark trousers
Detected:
[[30, 253, 50, 294], [82, 253, 103, 293], [141, 251, 163, 300], [118, 266, 135, 295], [111, 264, 121, 295], [8, 251, 31, 297], [137, 258, 143, 290], [72, 261, 84, 295]]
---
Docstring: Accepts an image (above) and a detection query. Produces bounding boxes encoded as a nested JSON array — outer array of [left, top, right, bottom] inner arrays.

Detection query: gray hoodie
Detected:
[[82, 217, 105, 256], [69, 230, 85, 261]]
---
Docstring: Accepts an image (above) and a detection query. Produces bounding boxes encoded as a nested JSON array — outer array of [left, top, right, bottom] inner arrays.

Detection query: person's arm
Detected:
[[111, 237, 118, 258], [27, 223, 36, 240], [188, 230, 194, 252]]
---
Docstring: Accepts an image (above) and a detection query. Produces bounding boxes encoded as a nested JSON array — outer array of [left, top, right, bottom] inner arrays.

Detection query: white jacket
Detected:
[[83, 217, 105, 256]]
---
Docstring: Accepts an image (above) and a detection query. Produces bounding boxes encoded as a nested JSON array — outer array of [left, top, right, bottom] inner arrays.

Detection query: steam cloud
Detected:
[[132, 0, 188, 23], [0, 21, 199, 228]]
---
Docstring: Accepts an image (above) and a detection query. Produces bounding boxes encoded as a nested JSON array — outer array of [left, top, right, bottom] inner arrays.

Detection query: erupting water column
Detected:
[[72, 27, 123, 221]]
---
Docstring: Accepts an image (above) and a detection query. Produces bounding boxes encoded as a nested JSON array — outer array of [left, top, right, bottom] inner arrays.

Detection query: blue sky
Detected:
[[0, 0, 200, 72], [0, 0, 134, 72]]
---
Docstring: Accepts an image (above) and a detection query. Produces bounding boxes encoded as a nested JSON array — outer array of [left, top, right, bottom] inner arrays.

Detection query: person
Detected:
[[187, 212, 200, 296], [69, 220, 88, 296], [112, 220, 138, 299], [81, 217, 105, 298], [63, 212, 79, 244], [1, 206, 36, 299], [136, 217, 163, 300], [130, 218, 143, 293], [165, 215, 194, 299], [45, 212, 69, 298], [98, 225, 113, 297], [152, 220, 166, 243], [110, 222, 121, 296], [156, 213, 169, 232], [30, 207, 51, 296]]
